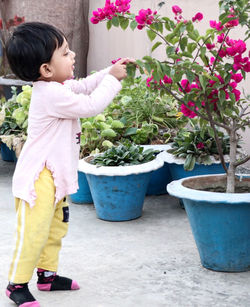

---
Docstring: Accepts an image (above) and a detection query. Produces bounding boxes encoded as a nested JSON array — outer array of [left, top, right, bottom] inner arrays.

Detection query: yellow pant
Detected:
[[9, 167, 69, 284]]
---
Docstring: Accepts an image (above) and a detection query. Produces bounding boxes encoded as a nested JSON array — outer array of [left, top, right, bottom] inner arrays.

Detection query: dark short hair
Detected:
[[6, 22, 65, 81]]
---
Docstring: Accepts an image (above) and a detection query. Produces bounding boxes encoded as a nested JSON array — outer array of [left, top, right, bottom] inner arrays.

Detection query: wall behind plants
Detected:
[[4, 0, 89, 77], [88, 0, 250, 165]]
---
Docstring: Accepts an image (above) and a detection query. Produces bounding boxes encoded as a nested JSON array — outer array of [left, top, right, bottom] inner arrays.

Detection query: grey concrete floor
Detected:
[[1, 158, 250, 307]]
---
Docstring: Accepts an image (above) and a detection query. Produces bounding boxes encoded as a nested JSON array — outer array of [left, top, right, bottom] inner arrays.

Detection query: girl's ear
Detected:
[[39, 63, 53, 80]]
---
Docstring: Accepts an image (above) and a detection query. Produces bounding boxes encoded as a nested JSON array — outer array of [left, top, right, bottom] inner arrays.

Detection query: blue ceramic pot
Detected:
[[142, 145, 172, 195], [146, 162, 172, 195], [79, 156, 164, 221], [167, 174, 250, 272], [0, 142, 17, 162], [70, 171, 93, 204], [86, 172, 152, 221], [168, 162, 226, 180]]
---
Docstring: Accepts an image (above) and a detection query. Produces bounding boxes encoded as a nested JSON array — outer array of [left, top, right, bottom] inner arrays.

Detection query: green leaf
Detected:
[[147, 29, 157, 41], [186, 71, 195, 83], [184, 154, 196, 171], [166, 46, 175, 57], [199, 75, 207, 91], [124, 127, 137, 136], [200, 46, 207, 58], [106, 20, 112, 30], [143, 56, 153, 62], [111, 16, 119, 27], [130, 20, 137, 31], [218, 90, 226, 103], [180, 37, 188, 51], [151, 41, 162, 52], [187, 42, 197, 54], [181, 51, 193, 58], [120, 17, 129, 30]]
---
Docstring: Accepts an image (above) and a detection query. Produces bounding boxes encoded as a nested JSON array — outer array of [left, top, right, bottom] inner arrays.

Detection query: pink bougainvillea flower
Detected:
[[210, 57, 215, 65], [172, 5, 182, 15], [90, 0, 131, 24], [90, 17, 99, 24], [231, 73, 243, 83], [229, 81, 237, 89], [243, 61, 250, 72], [217, 33, 225, 43], [232, 88, 241, 101], [135, 8, 156, 29], [225, 14, 239, 28], [218, 49, 227, 58], [163, 75, 173, 84], [179, 79, 191, 92], [111, 57, 121, 64], [210, 20, 224, 31], [196, 142, 205, 149], [146, 75, 154, 87], [180, 101, 197, 118], [206, 43, 215, 50], [192, 12, 203, 22]]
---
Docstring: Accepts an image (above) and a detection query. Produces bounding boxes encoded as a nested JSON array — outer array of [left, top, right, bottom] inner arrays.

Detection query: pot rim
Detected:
[[159, 148, 229, 165], [78, 154, 164, 176], [167, 174, 250, 203]]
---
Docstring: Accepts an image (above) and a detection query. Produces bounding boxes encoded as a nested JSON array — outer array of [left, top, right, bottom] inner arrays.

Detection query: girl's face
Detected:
[[48, 38, 76, 83]]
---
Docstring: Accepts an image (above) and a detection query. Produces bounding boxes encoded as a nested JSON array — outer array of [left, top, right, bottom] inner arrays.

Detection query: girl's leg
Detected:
[[36, 197, 69, 272], [6, 167, 56, 306], [8, 168, 56, 283], [36, 198, 79, 291]]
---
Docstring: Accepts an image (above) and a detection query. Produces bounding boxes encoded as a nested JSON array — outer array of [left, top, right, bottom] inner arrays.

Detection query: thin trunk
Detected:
[[226, 125, 237, 193]]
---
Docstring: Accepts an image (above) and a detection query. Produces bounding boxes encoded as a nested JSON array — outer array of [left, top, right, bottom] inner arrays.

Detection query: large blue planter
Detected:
[[70, 171, 93, 204], [79, 156, 164, 221], [86, 172, 152, 221], [167, 174, 250, 272], [0, 142, 17, 162]]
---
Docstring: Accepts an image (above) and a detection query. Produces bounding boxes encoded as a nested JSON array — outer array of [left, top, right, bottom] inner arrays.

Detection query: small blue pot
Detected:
[[167, 175, 250, 272], [146, 162, 172, 195], [0, 143, 17, 162], [86, 172, 152, 221], [70, 171, 93, 204]]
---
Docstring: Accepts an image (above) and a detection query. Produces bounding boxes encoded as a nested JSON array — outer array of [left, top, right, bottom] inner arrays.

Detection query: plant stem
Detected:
[[227, 121, 238, 193], [203, 96, 228, 172]]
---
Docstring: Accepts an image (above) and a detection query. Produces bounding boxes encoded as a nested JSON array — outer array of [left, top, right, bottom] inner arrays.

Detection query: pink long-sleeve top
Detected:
[[12, 67, 122, 207]]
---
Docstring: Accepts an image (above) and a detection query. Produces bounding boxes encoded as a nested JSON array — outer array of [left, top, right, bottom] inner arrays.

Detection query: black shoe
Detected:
[[6, 282, 40, 307]]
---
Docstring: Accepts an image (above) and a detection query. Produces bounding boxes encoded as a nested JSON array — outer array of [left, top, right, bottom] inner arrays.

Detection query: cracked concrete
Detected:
[[1, 158, 250, 307]]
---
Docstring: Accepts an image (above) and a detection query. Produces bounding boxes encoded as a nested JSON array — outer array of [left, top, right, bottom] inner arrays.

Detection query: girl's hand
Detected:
[[109, 58, 136, 81]]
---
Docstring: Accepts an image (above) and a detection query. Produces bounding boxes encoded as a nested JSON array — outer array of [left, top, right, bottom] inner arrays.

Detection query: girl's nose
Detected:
[[70, 50, 76, 58]]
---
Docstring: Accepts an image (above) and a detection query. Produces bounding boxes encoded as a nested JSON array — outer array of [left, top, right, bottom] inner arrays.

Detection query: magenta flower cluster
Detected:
[[209, 32, 250, 73], [90, 0, 131, 24], [180, 68, 244, 119], [172, 5, 203, 24], [135, 9, 157, 30], [146, 74, 172, 88]]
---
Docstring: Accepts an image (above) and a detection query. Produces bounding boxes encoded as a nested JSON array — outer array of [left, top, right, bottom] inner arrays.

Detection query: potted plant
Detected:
[[91, 0, 250, 271], [162, 124, 231, 180], [78, 141, 164, 221], [0, 85, 31, 161], [0, 1, 26, 98], [71, 112, 127, 204], [109, 75, 187, 195], [75, 76, 185, 201]]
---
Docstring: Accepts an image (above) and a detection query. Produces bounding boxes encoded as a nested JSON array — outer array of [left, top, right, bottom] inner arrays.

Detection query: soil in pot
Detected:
[[182, 175, 250, 193]]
